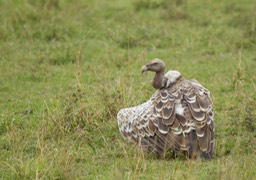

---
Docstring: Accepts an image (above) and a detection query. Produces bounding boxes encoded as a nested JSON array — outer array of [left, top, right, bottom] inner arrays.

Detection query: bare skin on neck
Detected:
[[153, 71, 167, 89]]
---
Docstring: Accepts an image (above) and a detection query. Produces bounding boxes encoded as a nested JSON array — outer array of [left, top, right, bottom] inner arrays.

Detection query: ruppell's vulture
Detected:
[[117, 59, 214, 159]]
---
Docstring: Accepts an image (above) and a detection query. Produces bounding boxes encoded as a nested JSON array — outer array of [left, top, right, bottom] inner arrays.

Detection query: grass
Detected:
[[0, 0, 256, 179]]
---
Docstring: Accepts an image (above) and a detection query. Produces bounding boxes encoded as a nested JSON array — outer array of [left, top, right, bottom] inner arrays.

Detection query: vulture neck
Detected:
[[152, 71, 165, 89]]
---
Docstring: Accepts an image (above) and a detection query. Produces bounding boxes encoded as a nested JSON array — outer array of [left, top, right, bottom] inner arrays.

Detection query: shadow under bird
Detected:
[[117, 59, 214, 159]]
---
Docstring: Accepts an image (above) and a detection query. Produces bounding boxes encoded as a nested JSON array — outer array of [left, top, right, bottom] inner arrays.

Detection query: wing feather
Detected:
[[157, 118, 169, 134], [152, 79, 214, 158], [117, 76, 214, 159]]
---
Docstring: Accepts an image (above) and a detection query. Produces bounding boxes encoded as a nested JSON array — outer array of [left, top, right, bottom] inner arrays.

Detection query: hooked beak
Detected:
[[141, 64, 150, 74]]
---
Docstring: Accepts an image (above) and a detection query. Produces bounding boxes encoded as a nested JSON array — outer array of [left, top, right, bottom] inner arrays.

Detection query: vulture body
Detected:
[[117, 59, 214, 159]]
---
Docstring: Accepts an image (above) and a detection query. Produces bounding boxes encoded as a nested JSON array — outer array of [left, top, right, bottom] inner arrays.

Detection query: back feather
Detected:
[[117, 73, 214, 159]]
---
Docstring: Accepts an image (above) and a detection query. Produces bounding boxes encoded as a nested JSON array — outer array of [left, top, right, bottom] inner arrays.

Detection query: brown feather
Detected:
[[157, 118, 169, 134], [162, 111, 175, 125], [141, 137, 162, 153], [195, 123, 207, 137], [155, 101, 164, 111], [176, 114, 187, 126], [162, 107, 173, 119], [148, 120, 156, 134], [160, 91, 168, 99], [196, 95, 210, 111], [170, 118, 181, 130], [166, 132, 188, 151], [190, 100, 201, 112], [198, 133, 209, 152], [188, 103, 206, 121]]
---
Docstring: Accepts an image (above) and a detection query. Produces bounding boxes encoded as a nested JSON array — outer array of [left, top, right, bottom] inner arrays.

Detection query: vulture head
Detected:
[[141, 59, 167, 89], [141, 59, 166, 74]]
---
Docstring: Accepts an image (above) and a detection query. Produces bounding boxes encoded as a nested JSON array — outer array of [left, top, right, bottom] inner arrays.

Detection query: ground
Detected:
[[0, 0, 256, 179]]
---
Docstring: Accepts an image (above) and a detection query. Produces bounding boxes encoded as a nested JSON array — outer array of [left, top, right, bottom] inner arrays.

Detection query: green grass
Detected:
[[1, 0, 256, 179]]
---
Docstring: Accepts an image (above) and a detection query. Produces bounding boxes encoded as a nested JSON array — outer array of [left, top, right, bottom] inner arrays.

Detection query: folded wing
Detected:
[[117, 79, 214, 159]]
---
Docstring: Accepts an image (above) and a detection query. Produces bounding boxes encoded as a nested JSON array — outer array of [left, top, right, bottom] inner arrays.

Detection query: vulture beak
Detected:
[[141, 64, 150, 74]]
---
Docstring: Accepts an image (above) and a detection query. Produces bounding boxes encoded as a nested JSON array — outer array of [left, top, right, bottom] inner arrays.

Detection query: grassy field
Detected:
[[0, 0, 256, 179]]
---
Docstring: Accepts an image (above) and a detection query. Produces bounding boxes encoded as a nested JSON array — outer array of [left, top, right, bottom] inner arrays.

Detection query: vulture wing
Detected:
[[117, 79, 214, 159]]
